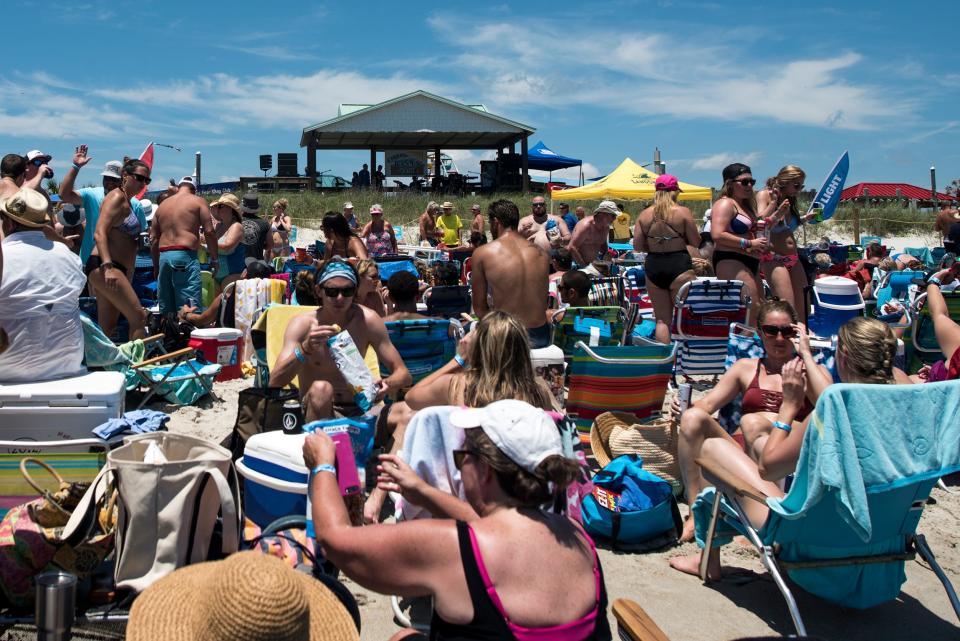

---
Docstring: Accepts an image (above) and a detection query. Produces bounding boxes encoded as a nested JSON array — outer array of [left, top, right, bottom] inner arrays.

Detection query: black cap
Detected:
[[241, 192, 260, 214], [722, 163, 752, 182]]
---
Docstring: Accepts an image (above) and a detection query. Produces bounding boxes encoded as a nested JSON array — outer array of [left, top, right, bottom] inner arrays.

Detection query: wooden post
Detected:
[[856, 187, 868, 245], [370, 147, 376, 189], [306, 139, 316, 191], [521, 134, 529, 193], [434, 146, 441, 191]]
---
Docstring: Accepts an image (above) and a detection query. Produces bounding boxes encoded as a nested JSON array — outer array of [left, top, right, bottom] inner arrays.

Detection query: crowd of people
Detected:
[[3, 144, 960, 640]]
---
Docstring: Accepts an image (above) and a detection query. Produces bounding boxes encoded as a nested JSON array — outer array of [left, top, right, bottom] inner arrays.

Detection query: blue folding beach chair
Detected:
[[383, 319, 460, 387], [695, 381, 960, 636]]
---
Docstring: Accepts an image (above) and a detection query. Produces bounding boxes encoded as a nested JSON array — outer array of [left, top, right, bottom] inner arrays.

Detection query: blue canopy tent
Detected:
[[527, 141, 583, 185]]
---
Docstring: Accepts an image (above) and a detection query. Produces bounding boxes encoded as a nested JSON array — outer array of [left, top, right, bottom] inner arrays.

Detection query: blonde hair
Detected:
[[273, 198, 288, 210], [462, 311, 550, 408], [354, 258, 377, 278], [837, 317, 897, 384], [765, 165, 806, 226], [652, 189, 678, 223]]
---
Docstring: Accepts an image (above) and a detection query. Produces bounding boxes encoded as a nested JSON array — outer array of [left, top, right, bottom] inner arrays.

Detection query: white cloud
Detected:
[[216, 45, 315, 61], [687, 152, 763, 171]]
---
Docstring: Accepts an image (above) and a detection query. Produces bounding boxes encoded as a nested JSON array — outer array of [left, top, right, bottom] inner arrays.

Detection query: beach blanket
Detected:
[[236, 278, 285, 360], [398, 406, 464, 521], [768, 381, 960, 541]]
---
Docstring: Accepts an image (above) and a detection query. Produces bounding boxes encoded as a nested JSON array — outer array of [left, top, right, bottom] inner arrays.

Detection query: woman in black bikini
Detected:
[[633, 174, 700, 344], [321, 211, 368, 262], [710, 163, 769, 323]]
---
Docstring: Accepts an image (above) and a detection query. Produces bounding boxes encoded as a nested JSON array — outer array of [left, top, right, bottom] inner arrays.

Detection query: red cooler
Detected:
[[189, 328, 243, 381]]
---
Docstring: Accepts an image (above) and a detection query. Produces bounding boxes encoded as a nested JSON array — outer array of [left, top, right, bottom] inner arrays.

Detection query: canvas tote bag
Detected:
[[109, 432, 241, 593]]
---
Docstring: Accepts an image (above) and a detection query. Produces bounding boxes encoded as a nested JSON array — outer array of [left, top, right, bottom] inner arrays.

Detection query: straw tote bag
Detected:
[[108, 432, 241, 593], [590, 411, 681, 492]]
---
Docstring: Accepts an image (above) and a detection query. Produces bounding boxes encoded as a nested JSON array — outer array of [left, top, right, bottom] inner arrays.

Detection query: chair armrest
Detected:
[[696, 457, 769, 504], [612, 599, 672, 641], [142, 334, 166, 345], [133, 347, 195, 369]]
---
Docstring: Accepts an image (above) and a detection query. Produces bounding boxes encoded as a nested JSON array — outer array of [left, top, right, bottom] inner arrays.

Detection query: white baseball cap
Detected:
[[101, 160, 122, 179], [449, 400, 562, 474]]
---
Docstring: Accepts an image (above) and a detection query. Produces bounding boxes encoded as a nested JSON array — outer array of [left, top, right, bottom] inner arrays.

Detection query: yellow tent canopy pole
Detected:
[[552, 157, 713, 202]]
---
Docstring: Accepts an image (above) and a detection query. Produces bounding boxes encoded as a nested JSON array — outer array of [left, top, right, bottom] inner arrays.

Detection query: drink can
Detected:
[[281, 399, 303, 435], [186, 297, 197, 309], [677, 383, 693, 413]]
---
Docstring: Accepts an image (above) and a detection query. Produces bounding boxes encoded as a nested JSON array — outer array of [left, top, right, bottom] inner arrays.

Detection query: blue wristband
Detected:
[[773, 420, 792, 433], [294, 345, 306, 363], [740, 238, 749, 250], [454, 354, 468, 369], [72, 163, 82, 171], [311, 464, 336, 476]]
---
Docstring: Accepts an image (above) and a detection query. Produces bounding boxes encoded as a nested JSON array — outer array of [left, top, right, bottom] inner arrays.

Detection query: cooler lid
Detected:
[[244, 431, 308, 472], [0, 371, 125, 404], [191, 328, 243, 340]]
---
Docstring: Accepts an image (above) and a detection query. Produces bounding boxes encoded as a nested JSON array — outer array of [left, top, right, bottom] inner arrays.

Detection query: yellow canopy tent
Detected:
[[553, 157, 713, 201]]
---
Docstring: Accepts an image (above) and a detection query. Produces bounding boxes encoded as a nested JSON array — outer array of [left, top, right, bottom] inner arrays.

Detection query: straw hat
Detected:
[[0, 188, 49, 228], [211, 193, 242, 219], [590, 412, 681, 489], [127, 551, 358, 641]]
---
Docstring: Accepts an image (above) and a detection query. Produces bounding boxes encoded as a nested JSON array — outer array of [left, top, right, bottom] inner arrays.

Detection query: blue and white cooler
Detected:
[[236, 431, 308, 528], [808, 276, 864, 338]]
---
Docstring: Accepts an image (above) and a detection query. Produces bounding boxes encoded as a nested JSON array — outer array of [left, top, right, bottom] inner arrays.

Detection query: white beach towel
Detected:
[[397, 406, 464, 521]]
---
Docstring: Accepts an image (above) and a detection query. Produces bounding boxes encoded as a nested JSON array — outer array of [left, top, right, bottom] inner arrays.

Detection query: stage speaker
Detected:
[[499, 153, 521, 172], [259, 154, 272, 172], [480, 161, 498, 190], [277, 153, 299, 177]]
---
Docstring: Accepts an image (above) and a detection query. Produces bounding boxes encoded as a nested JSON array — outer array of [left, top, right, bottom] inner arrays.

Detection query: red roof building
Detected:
[[840, 182, 955, 202]]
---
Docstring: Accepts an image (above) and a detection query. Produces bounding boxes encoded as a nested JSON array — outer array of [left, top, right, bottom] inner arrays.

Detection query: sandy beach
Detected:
[[163, 374, 960, 641]]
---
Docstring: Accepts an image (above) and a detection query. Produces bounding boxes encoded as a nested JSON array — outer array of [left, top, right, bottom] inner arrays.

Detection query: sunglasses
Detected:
[[30, 158, 50, 166], [532, 203, 546, 207], [128, 173, 151, 185], [732, 178, 756, 187], [322, 285, 356, 298], [760, 324, 796, 339], [452, 449, 473, 470], [792, 183, 805, 190]]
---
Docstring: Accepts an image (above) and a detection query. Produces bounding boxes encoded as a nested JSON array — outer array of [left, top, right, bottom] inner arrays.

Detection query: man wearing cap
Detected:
[[472, 199, 552, 347], [270, 259, 411, 422], [0, 189, 86, 383], [58, 144, 146, 265], [518, 195, 570, 252], [568, 200, 618, 267], [239, 192, 273, 260], [436, 202, 463, 247], [342, 201, 359, 231], [22, 150, 55, 213], [150, 178, 218, 318], [469, 203, 484, 235], [178, 176, 197, 194]]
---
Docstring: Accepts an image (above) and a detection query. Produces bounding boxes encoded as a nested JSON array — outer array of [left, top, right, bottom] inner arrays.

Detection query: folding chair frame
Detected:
[[131, 347, 219, 409], [697, 457, 960, 637]]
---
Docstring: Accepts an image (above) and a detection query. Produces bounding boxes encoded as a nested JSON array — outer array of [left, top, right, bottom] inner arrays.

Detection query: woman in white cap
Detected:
[[303, 398, 611, 640], [360, 203, 398, 257]]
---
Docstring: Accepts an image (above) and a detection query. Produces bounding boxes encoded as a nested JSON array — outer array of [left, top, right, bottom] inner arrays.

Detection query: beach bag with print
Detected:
[[581, 454, 682, 549], [0, 459, 116, 607], [109, 432, 241, 593]]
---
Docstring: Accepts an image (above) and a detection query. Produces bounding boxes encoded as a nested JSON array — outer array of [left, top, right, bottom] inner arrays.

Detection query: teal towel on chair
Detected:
[[767, 381, 960, 541]]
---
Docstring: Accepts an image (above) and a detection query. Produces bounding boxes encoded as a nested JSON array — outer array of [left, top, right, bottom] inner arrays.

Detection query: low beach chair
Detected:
[[908, 290, 960, 369], [695, 381, 960, 636], [587, 275, 625, 307], [612, 599, 673, 641], [552, 306, 626, 354], [870, 270, 923, 330], [422, 285, 471, 319], [383, 319, 459, 387], [672, 278, 749, 380], [565, 340, 676, 451]]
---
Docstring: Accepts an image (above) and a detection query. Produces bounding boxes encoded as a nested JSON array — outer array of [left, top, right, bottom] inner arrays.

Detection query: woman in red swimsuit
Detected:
[[671, 316, 902, 579], [673, 300, 828, 541]]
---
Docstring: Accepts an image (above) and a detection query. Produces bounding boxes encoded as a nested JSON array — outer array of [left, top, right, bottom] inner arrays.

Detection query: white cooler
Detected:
[[531, 345, 566, 407], [0, 371, 125, 451], [236, 431, 309, 528]]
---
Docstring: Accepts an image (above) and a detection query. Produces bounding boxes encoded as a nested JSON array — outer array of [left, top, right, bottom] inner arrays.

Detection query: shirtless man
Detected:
[[469, 203, 484, 235], [935, 203, 960, 255], [151, 178, 218, 317], [518, 195, 570, 253], [568, 200, 617, 266], [472, 199, 552, 348], [270, 260, 411, 422], [383, 271, 429, 322], [418, 202, 438, 246]]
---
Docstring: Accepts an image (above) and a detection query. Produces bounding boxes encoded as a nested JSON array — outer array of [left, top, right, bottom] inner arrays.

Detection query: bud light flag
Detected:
[[806, 151, 849, 223]]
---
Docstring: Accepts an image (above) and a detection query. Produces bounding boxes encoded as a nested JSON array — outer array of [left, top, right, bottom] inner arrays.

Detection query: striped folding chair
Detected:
[[565, 340, 676, 453], [587, 275, 625, 307], [672, 278, 749, 380]]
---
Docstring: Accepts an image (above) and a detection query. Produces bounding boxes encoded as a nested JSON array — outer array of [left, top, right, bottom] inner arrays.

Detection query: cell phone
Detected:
[[329, 432, 361, 497]]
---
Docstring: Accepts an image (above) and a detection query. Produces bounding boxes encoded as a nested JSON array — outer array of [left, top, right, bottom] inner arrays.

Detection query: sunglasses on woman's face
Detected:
[[732, 178, 756, 187], [128, 173, 151, 185], [323, 285, 356, 299], [761, 324, 796, 339]]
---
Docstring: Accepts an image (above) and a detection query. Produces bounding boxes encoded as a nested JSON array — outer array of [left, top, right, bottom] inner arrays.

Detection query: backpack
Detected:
[[581, 454, 682, 550]]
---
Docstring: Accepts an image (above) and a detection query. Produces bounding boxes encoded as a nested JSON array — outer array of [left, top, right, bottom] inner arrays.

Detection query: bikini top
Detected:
[[642, 215, 685, 245], [115, 208, 142, 238], [741, 360, 813, 420], [728, 210, 756, 235]]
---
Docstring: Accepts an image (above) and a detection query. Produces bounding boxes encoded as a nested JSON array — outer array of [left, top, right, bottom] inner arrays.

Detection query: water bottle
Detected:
[[545, 219, 561, 245]]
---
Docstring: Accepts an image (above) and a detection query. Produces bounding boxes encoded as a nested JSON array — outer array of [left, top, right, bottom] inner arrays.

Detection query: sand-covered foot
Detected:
[[669, 552, 722, 581], [679, 516, 696, 543]]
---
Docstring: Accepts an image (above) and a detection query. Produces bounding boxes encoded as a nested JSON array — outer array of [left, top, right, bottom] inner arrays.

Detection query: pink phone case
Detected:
[[329, 432, 362, 496]]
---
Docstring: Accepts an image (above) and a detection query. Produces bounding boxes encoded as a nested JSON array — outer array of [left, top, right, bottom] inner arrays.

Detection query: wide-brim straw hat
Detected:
[[590, 411, 681, 490], [127, 551, 358, 641], [211, 192, 242, 219], [0, 188, 49, 228]]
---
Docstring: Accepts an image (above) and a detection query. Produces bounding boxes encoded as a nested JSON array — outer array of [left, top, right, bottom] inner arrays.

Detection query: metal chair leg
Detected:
[[699, 490, 722, 582], [915, 534, 960, 622]]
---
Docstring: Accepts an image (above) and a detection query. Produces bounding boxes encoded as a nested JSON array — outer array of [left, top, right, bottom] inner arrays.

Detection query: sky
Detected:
[[2, 0, 958, 193]]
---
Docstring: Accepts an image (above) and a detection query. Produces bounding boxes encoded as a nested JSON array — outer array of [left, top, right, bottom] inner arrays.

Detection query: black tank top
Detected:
[[429, 521, 611, 641]]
